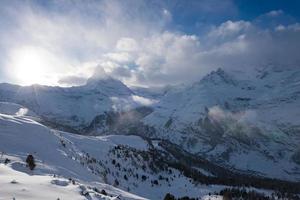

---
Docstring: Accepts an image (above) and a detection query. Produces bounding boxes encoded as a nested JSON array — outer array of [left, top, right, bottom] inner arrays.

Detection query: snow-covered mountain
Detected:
[[143, 67, 300, 181], [0, 74, 155, 133], [1, 66, 300, 199]]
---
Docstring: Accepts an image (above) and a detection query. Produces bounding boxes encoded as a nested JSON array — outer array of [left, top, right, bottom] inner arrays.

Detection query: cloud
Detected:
[[0, 1, 300, 87], [208, 106, 257, 124], [200, 20, 300, 74], [116, 38, 139, 52], [109, 95, 156, 112], [275, 23, 300, 31], [131, 95, 157, 106], [97, 19, 300, 87], [207, 106, 262, 139], [266, 10, 284, 17], [0, 0, 169, 85], [97, 20, 300, 87], [208, 20, 252, 39]]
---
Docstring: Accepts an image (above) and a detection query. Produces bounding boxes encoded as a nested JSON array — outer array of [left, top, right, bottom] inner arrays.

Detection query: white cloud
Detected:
[[64, 18, 300, 87], [131, 95, 157, 106], [0, 1, 300, 88], [104, 52, 133, 63], [16, 108, 29, 116], [275, 24, 286, 31], [116, 38, 139, 52], [208, 20, 251, 39], [88, 19, 300, 87], [266, 10, 283, 17], [275, 23, 300, 32], [208, 106, 257, 124]]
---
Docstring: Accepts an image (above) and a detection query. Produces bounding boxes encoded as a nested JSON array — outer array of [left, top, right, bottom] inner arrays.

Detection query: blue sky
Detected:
[[236, 0, 300, 20], [0, 0, 299, 86], [160, 0, 300, 32]]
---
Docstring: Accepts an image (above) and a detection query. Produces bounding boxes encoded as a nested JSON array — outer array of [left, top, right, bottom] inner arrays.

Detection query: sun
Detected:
[[9, 46, 57, 86]]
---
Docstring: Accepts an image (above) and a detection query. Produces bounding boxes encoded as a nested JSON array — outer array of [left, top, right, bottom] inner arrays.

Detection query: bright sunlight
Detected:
[[9, 46, 59, 86]]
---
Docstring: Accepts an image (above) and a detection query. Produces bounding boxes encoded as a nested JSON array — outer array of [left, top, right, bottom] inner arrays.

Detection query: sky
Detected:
[[0, 0, 300, 87]]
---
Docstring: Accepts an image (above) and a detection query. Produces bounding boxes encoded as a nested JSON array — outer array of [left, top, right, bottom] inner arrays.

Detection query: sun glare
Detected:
[[10, 46, 57, 86]]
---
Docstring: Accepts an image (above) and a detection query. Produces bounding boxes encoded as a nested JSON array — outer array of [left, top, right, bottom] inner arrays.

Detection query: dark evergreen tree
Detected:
[[141, 175, 147, 181], [4, 158, 10, 164], [164, 193, 176, 200], [100, 189, 107, 195], [26, 154, 36, 170]]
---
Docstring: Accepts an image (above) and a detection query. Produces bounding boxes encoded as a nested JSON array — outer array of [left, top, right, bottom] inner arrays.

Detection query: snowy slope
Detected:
[[0, 161, 225, 200], [0, 163, 90, 200], [0, 108, 228, 199], [0, 161, 147, 200], [0, 113, 148, 200]]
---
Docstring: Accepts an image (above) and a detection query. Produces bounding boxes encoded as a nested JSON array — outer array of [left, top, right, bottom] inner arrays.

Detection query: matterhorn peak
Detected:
[[84, 66, 133, 95], [86, 66, 110, 83]]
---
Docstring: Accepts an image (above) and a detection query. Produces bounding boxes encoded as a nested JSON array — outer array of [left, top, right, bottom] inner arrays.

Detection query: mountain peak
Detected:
[[84, 69, 133, 95], [201, 68, 236, 85], [86, 66, 110, 83]]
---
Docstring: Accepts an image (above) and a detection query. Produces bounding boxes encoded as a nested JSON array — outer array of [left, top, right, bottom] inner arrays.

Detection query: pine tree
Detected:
[[26, 154, 36, 170], [164, 193, 176, 200]]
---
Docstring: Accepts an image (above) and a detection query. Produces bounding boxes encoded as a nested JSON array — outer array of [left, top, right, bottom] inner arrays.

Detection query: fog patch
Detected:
[[16, 108, 29, 116], [131, 95, 157, 106]]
